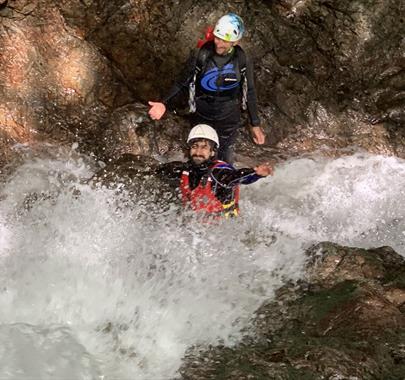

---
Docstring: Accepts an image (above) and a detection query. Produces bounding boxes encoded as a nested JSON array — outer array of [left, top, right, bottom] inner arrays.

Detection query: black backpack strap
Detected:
[[234, 46, 248, 111], [189, 42, 214, 113], [234, 45, 247, 70], [195, 41, 215, 73]]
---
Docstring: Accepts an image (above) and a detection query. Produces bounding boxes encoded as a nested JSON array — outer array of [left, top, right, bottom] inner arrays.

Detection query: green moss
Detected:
[[210, 351, 272, 379], [297, 280, 359, 323], [285, 366, 317, 380], [208, 351, 318, 380], [383, 268, 405, 287]]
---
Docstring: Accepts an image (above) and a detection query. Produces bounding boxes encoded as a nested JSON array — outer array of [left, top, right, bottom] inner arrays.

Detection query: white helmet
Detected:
[[187, 124, 219, 148], [213, 13, 245, 42]]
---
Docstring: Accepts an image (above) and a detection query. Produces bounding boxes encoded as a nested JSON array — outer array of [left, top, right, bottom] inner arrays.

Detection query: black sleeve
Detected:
[[161, 51, 198, 106], [153, 161, 186, 182], [245, 55, 261, 126], [211, 167, 262, 187]]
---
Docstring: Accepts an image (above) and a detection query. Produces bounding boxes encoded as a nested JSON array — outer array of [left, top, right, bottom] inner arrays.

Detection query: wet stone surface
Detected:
[[179, 243, 405, 380]]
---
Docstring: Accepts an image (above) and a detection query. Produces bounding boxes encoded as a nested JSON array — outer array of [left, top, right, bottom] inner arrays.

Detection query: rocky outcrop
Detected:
[[99, 103, 188, 160], [179, 243, 405, 380], [0, 0, 404, 168]]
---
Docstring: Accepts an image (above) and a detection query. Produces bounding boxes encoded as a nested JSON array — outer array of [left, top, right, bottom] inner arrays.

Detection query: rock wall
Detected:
[[179, 243, 405, 379], [0, 0, 404, 168], [0, 0, 134, 168]]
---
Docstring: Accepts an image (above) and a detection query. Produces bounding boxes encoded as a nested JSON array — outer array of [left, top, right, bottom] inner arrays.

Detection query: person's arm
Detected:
[[153, 161, 186, 184], [245, 56, 266, 144], [211, 162, 273, 188]]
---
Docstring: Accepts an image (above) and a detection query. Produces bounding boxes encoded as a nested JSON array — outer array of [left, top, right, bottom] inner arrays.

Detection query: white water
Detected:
[[0, 151, 404, 379]]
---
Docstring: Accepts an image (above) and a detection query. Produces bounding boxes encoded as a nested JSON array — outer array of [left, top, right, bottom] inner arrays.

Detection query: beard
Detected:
[[191, 155, 207, 165]]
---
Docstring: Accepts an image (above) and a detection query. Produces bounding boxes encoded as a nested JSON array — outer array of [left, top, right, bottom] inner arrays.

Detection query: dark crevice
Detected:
[[0, 0, 7, 11]]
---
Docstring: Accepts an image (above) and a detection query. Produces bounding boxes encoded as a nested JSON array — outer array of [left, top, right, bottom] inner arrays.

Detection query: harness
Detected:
[[189, 43, 248, 113], [180, 161, 240, 218]]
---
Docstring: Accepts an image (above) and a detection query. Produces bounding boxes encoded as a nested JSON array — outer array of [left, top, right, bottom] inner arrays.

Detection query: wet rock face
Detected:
[[81, 0, 404, 158], [99, 103, 188, 160], [180, 243, 405, 379], [0, 0, 134, 167], [0, 0, 404, 168], [261, 0, 405, 157]]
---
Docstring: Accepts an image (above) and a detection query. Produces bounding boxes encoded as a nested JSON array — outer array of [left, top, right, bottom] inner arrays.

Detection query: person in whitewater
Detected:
[[153, 124, 273, 219], [148, 13, 266, 163]]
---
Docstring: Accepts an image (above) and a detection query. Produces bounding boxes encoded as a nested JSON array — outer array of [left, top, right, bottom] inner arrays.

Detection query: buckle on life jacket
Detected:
[[222, 199, 239, 218], [200, 174, 210, 187]]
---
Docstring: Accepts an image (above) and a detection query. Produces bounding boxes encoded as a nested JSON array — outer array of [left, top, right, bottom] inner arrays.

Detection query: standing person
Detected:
[[154, 124, 272, 219], [148, 13, 266, 163]]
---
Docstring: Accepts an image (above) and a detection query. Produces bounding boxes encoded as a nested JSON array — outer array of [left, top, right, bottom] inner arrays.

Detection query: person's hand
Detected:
[[148, 101, 166, 120], [254, 162, 273, 177], [250, 126, 266, 145]]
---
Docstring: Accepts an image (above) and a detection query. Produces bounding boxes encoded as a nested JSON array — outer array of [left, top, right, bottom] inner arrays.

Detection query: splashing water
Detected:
[[0, 151, 404, 379]]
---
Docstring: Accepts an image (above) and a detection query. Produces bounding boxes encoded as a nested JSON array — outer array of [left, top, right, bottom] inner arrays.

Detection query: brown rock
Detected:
[[180, 243, 405, 379]]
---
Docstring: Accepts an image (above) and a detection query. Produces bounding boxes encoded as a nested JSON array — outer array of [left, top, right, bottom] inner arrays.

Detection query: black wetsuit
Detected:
[[155, 159, 262, 204], [162, 41, 261, 163]]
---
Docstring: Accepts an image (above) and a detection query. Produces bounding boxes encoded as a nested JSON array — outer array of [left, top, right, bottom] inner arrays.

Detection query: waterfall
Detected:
[[0, 150, 404, 379]]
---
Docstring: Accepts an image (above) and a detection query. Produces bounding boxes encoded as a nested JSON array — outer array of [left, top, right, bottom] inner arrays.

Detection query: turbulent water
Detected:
[[0, 149, 404, 379]]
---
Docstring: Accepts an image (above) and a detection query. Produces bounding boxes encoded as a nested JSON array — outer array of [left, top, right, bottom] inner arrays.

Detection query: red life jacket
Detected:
[[180, 161, 240, 218]]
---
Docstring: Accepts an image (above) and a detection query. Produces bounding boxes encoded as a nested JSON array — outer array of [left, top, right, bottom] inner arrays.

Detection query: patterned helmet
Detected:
[[213, 13, 245, 42]]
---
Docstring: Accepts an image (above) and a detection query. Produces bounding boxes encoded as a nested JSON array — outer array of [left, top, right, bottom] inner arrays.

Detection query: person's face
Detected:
[[190, 140, 215, 165], [214, 36, 235, 55]]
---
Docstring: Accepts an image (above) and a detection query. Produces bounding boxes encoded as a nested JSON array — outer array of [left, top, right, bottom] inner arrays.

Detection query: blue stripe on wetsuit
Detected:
[[211, 163, 262, 188], [200, 64, 239, 92]]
